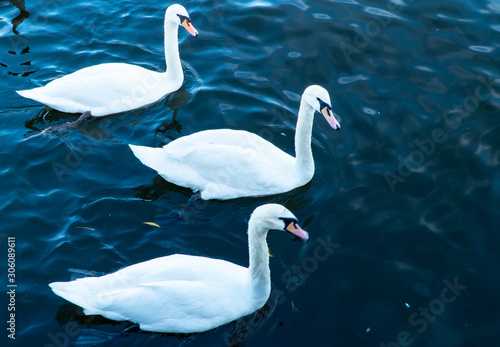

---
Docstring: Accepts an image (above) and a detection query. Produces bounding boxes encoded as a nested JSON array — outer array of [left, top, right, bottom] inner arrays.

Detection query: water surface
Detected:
[[1, 0, 500, 346]]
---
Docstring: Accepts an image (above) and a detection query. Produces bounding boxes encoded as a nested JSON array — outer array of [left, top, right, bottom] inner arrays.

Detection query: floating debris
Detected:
[[75, 226, 95, 231]]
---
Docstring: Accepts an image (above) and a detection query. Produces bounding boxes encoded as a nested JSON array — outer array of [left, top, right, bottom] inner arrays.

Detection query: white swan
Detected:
[[49, 204, 308, 333], [129, 85, 341, 200], [17, 4, 198, 118]]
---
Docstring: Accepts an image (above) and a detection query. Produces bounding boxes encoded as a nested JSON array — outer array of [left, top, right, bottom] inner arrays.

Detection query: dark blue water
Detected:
[[1, 0, 500, 346]]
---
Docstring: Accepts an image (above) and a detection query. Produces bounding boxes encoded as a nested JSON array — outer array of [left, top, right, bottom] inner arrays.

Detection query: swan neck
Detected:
[[248, 221, 271, 300], [164, 20, 182, 81], [295, 98, 315, 172]]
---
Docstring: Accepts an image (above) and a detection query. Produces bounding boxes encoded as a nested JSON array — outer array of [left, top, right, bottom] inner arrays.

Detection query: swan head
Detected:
[[166, 4, 199, 37], [303, 85, 341, 131], [250, 204, 309, 241]]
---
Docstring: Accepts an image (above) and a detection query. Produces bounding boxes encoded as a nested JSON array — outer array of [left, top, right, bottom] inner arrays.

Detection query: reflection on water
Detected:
[[23, 108, 73, 135], [0, 0, 35, 76], [154, 87, 194, 142], [2, 0, 29, 34], [2, 44, 35, 77], [23, 87, 193, 143], [133, 175, 193, 202]]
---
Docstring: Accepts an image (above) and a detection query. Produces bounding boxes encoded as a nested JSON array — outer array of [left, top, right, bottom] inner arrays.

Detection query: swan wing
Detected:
[[167, 130, 296, 198], [162, 129, 283, 158]]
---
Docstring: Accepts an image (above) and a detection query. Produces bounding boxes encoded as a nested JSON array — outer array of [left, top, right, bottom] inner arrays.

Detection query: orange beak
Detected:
[[285, 221, 309, 241], [182, 19, 199, 37]]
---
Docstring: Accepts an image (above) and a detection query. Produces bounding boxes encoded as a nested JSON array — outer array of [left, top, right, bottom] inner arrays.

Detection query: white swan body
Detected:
[[129, 85, 341, 200], [17, 4, 198, 117], [49, 204, 309, 333]]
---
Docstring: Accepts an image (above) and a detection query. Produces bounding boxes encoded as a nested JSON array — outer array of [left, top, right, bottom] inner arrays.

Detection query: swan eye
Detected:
[[178, 14, 198, 37], [177, 14, 191, 24], [316, 97, 332, 110], [278, 217, 308, 242], [279, 217, 298, 231]]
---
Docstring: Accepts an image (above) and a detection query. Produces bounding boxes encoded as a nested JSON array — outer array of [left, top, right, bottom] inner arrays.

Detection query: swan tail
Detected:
[[17, 89, 38, 100], [17, 87, 50, 106], [129, 144, 206, 194], [129, 144, 169, 173], [49, 278, 101, 312]]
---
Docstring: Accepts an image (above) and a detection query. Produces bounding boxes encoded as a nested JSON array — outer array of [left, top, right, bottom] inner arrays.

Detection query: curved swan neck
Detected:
[[164, 20, 182, 81], [247, 221, 271, 299], [295, 97, 315, 172]]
